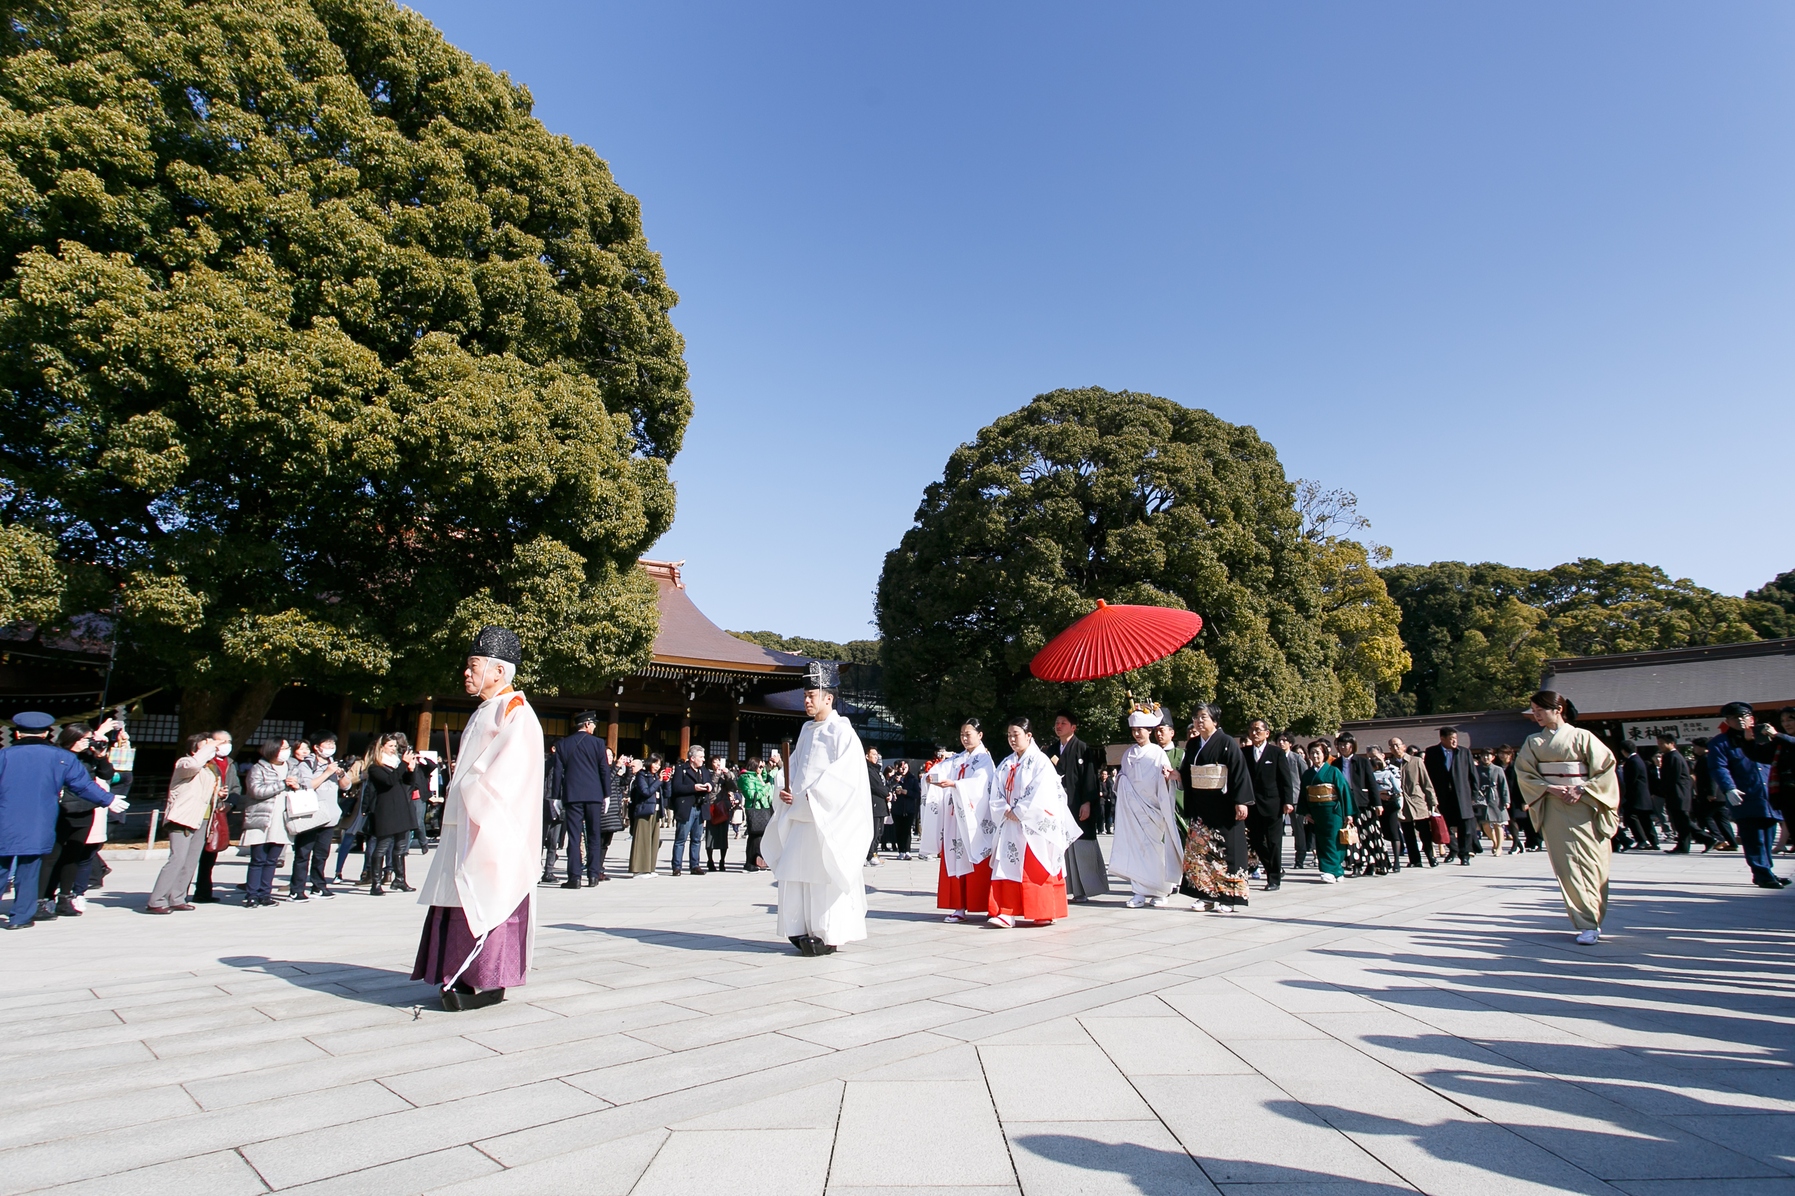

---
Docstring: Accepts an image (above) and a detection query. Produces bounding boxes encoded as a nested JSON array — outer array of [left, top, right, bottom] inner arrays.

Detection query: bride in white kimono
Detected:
[[1109, 703, 1182, 908], [758, 662, 873, 955]]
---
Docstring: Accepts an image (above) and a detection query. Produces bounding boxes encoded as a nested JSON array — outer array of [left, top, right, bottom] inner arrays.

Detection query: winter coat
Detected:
[[366, 760, 422, 838], [286, 757, 343, 835], [240, 760, 293, 846]]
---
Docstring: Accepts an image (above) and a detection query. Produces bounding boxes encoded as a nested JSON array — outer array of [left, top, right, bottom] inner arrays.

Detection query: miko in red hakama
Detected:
[[938, 856, 992, 912], [986, 848, 1067, 922]]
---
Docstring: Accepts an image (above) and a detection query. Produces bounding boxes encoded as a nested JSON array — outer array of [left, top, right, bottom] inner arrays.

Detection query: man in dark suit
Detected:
[[1620, 746, 1660, 850], [865, 748, 889, 865], [1654, 733, 1705, 853], [1241, 719, 1295, 890], [1051, 711, 1107, 900], [554, 712, 616, 888], [1424, 727, 1478, 865]]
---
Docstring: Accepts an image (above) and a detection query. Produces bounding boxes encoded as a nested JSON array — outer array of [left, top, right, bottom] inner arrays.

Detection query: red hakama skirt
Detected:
[[987, 847, 1068, 923], [937, 857, 992, 911]]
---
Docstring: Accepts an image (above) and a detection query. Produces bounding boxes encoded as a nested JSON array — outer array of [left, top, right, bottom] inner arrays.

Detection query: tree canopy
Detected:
[[876, 388, 1407, 745], [0, 0, 689, 737], [1744, 568, 1794, 639], [1381, 559, 1778, 715]]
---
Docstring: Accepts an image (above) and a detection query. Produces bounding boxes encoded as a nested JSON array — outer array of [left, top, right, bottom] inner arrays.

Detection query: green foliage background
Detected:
[[1379, 559, 1785, 716], [0, 0, 688, 737], [875, 388, 1409, 746], [729, 629, 882, 666]]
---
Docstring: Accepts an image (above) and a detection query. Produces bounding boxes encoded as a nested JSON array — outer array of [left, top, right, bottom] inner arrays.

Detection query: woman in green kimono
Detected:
[[1300, 740, 1350, 883]]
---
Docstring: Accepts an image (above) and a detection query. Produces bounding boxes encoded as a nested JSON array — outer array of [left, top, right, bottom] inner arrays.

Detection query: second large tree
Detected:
[[876, 388, 1406, 745]]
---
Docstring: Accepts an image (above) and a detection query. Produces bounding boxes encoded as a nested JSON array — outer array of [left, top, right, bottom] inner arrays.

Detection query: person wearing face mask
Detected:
[[192, 730, 241, 903], [146, 732, 226, 912], [286, 734, 344, 900], [1, 712, 119, 929], [1704, 700, 1795, 889], [37, 722, 124, 918], [240, 739, 297, 907]]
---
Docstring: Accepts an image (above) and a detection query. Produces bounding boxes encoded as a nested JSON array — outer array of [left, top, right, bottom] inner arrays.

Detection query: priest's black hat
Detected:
[[802, 660, 840, 691], [469, 625, 523, 666]]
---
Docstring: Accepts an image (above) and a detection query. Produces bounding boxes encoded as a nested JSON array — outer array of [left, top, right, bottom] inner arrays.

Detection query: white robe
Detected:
[[1109, 742, 1182, 898], [919, 756, 951, 856], [990, 744, 1079, 882], [418, 689, 545, 968], [936, 747, 997, 877], [759, 710, 873, 946]]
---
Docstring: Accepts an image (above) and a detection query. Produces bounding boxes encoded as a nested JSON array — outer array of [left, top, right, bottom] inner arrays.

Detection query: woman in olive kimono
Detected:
[[1513, 690, 1619, 944], [1300, 740, 1348, 883]]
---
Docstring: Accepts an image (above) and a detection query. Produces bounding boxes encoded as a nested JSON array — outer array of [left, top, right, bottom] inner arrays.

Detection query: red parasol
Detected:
[[1029, 600, 1204, 683]]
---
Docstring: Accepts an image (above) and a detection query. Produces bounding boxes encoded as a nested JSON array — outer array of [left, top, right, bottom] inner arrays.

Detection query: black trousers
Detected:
[[1666, 803, 1710, 852], [1623, 810, 1660, 850], [194, 849, 218, 899], [565, 802, 609, 881], [1446, 816, 1478, 863], [1509, 805, 1542, 850], [1379, 804, 1405, 871], [1695, 802, 1735, 847], [370, 835, 407, 886], [289, 824, 334, 895], [1246, 811, 1283, 884], [1400, 819, 1431, 866]]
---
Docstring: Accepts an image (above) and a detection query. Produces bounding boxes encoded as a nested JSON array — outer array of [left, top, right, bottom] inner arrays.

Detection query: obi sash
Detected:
[[1188, 764, 1228, 790], [1538, 761, 1589, 783], [1304, 784, 1337, 802]]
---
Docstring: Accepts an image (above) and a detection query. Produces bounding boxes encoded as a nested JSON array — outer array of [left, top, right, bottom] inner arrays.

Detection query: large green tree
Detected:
[[876, 388, 1407, 746], [1382, 558, 1771, 714], [1744, 568, 1794, 639], [0, 0, 687, 738]]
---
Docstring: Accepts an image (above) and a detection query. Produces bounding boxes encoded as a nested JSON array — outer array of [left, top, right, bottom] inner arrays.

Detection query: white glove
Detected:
[[1724, 789, 1744, 808], [108, 796, 130, 813]]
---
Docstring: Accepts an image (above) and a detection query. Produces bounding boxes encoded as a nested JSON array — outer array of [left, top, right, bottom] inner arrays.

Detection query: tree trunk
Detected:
[[178, 687, 230, 742], [228, 679, 284, 747], [178, 680, 285, 746]]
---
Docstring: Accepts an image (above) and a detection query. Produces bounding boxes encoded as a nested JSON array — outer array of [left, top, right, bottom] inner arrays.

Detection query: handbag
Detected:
[[204, 806, 231, 853], [1427, 813, 1450, 846], [746, 807, 773, 837], [1338, 822, 1359, 847], [287, 788, 319, 820]]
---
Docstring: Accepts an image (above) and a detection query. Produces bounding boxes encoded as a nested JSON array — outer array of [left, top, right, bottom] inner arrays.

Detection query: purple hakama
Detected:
[[413, 896, 530, 989]]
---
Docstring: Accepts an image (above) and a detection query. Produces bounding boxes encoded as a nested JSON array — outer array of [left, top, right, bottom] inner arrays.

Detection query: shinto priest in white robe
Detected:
[[759, 707, 874, 946], [415, 661, 544, 992], [1109, 707, 1182, 900]]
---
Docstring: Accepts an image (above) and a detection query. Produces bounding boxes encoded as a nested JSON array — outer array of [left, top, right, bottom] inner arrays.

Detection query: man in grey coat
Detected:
[[1424, 727, 1479, 866]]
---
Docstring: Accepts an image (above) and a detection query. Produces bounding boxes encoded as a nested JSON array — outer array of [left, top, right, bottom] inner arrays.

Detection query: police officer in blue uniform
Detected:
[[1, 712, 117, 928]]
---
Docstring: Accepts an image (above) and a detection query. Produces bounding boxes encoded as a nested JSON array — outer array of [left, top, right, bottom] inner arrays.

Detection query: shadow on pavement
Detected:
[[549, 924, 786, 954], [1011, 1132, 1415, 1195], [217, 954, 431, 1005]]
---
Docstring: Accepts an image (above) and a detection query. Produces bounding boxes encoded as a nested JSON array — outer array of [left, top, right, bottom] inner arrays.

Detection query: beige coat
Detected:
[[164, 758, 222, 831], [1398, 755, 1438, 821]]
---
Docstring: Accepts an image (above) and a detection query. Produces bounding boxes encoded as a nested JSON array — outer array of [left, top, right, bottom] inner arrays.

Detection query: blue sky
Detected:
[[411, 1, 1795, 643]]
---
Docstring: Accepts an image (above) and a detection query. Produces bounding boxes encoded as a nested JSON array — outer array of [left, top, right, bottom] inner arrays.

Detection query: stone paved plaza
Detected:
[[3, 839, 1792, 1196]]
